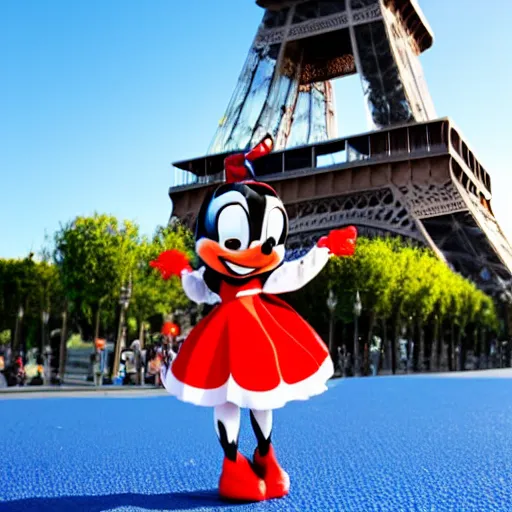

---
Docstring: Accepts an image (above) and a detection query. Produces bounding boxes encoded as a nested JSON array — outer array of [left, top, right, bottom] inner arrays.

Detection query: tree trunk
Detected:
[[13, 315, 19, 353], [449, 322, 455, 371], [138, 320, 145, 349], [439, 321, 448, 372], [328, 311, 335, 361], [456, 325, 463, 371], [354, 314, 361, 377], [480, 328, 487, 369], [382, 318, 390, 372], [94, 304, 101, 341], [407, 317, 415, 373], [392, 312, 401, 375], [366, 311, 377, 376], [417, 318, 425, 372], [367, 311, 376, 347], [430, 317, 439, 372], [468, 325, 478, 371], [58, 307, 68, 384]]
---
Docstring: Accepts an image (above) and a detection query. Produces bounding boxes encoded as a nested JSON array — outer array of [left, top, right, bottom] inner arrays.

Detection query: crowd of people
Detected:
[[0, 320, 186, 388], [93, 321, 185, 387], [0, 346, 33, 387]]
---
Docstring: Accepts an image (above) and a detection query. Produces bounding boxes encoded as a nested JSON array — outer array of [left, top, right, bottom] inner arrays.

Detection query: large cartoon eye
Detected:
[[266, 208, 285, 244], [217, 204, 250, 250]]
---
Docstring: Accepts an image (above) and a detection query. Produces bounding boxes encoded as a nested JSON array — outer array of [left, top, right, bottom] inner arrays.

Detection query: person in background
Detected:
[[147, 346, 162, 387], [370, 335, 382, 377], [15, 355, 25, 386], [131, 340, 144, 385], [93, 338, 106, 386]]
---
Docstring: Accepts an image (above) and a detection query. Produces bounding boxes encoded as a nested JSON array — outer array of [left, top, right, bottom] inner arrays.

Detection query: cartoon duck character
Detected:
[[151, 135, 357, 502]]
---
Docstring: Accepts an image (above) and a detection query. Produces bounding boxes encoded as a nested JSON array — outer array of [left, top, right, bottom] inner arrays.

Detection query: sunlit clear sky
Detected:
[[1, 0, 511, 259]]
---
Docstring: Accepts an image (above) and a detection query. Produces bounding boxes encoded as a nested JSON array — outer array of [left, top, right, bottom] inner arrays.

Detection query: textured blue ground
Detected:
[[1, 377, 512, 512]]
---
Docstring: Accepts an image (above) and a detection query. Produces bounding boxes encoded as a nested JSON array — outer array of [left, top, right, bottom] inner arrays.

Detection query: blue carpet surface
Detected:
[[1, 377, 512, 511]]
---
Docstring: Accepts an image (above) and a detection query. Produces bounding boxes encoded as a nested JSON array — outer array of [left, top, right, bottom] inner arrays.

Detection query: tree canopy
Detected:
[[286, 235, 500, 364], [0, 216, 503, 376]]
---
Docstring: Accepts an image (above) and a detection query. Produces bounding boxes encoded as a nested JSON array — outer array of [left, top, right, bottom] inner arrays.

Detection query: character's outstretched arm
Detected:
[[181, 267, 221, 305], [150, 250, 221, 305], [263, 245, 330, 295], [263, 227, 357, 295]]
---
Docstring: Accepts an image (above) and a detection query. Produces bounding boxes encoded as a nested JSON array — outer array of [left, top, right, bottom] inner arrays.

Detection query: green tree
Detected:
[[129, 223, 194, 342], [287, 235, 501, 375], [0, 256, 64, 351], [54, 214, 139, 339], [0, 330, 11, 345], [400, 250, 442, 370]]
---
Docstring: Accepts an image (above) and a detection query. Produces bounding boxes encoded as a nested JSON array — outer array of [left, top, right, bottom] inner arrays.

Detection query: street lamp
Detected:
[[353, 291, 362, 377], [41, 311, 50, 352], [58, 309, 68, 384], [326, 290, 338, 360], [41, 311, 50, 385], [408, 315, 414, 373], [14, 306, 24, 356], [112, 277, 132, 379]]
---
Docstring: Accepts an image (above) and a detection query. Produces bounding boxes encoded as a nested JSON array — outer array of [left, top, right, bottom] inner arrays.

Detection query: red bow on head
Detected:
[[224, 135, 273, 184]]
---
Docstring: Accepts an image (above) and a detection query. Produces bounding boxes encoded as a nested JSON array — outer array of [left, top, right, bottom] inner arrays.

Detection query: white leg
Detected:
[[250, 409, 272, 455], [250, 409, 272, 439], [214, 402, 240, 460]]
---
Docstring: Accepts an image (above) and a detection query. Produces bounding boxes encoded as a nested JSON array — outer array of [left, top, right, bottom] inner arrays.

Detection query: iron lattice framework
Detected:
[[208, 0, 435, 154], [168, 1, 512, 294]]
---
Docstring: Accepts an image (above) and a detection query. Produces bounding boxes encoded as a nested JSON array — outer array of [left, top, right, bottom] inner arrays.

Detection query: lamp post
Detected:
[[41, 311, 50, 384], [408, 315, 415, 373], [41, 311, 50, 352], [353, 291, 362, 377], [326, 290, 338, 362], [58, 307, 69, 384], [112, 278, 132, 379], [14, 306, 24, 356]]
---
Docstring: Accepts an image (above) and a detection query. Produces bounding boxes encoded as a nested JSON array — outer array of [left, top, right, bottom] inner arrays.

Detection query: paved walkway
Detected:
[[0, 384, 162, 400], [1, 372, 512, 511], [2, 368, 511, 400]]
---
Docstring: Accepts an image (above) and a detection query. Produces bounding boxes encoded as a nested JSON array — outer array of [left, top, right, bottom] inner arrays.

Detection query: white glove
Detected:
[[181, 267, 221, 305]]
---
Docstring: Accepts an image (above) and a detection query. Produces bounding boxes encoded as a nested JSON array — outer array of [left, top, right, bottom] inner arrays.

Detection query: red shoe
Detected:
[[218, 452, 266, 502], [253, 445, 290, 499]]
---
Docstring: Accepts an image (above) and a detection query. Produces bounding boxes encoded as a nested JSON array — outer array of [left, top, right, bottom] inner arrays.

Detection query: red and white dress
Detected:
[[161, 246, 334, 410]]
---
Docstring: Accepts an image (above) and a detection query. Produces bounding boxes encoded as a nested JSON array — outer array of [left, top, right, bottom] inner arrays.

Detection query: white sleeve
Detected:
[[263, 246, 330, 295], [181, 267, 221, 305]]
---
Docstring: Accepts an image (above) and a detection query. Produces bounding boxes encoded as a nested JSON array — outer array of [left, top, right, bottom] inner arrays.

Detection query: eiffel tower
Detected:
[[168, 0, 512, 294]]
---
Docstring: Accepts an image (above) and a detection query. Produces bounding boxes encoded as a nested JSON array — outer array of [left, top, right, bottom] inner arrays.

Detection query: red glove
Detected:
[[150, 250, 192, 280], [317, 226, 357, 256]]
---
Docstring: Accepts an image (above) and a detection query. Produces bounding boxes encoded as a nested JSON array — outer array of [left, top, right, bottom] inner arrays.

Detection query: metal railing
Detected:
[[170, 119, 452, 190]]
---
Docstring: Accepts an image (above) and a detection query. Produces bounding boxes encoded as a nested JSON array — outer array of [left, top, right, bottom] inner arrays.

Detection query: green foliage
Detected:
[[54, 213, 140, 332], [130, 223, 192, 327], [66, 333, 93, 349], [288, 236, 499, 333], [0, 213, 502, 355], [0, 330, 10, 345], [46, 215, 193, 338], [0, 256, 65, 349]]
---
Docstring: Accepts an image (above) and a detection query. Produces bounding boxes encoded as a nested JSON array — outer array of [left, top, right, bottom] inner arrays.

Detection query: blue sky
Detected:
[[1, 0, 511, 259]]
